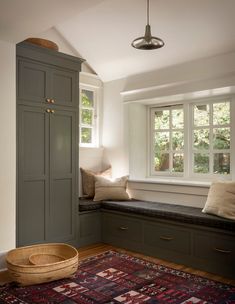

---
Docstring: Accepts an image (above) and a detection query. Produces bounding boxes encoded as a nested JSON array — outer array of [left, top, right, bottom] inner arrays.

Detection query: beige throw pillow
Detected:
[[202, 181, 235, 220], [93, 175, 130, 201], [80, 167, 112, 198]]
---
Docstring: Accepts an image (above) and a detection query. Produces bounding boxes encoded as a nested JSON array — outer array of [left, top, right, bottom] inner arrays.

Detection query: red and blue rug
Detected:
[[0, 250, 234, 303]]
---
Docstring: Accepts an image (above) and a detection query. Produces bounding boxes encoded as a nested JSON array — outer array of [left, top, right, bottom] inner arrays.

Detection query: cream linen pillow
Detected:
[[80, 167, 112, 198], [202, 181, 235, 220], [93, 175, 130, 201]]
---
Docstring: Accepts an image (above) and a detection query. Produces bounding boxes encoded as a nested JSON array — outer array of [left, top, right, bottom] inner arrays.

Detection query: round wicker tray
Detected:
[[6, 243, 78, 286], [29, 253, 65, 265], [24, 38, 59, 51]]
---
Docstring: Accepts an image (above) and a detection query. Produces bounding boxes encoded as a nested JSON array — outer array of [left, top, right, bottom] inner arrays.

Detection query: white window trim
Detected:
[[79, 72, 103, 148], [150, 105, 184, 177], [80, 85, 98, 147], [148, 94, 235, 181]]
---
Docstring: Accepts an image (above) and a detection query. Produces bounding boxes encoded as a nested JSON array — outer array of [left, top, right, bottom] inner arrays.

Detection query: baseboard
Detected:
[[0, 251, 7, 271]]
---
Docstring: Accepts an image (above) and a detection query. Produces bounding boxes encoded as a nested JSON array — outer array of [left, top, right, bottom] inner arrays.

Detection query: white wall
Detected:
[[102, 52, 235, 207], [0, 41, 16, 256], [102, 79, 129, 178], [38, 27, 95, 74], [121, 51, 235, 103]]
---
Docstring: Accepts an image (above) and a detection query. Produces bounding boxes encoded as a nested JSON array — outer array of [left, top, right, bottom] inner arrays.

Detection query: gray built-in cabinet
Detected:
[[16, 42, 83, 247]]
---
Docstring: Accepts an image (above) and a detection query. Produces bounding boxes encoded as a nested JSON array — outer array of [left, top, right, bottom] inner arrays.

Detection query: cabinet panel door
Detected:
[[51, 68, 77, 107], [48, 110, 77, 242], [18, 106, 49, 246], [18, 60, 50, 104]]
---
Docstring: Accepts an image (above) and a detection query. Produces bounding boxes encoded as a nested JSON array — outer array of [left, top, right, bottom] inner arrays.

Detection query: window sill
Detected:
[[128, 177, 211, 188], [79, 146, 104, 151]]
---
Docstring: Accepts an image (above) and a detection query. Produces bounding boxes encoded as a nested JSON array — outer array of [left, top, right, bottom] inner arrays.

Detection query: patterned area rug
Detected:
[[0, 250, 234, 303]]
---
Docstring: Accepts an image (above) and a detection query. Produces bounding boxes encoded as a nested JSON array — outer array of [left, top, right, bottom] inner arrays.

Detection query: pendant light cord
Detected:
[[147, 0, 149, 25]]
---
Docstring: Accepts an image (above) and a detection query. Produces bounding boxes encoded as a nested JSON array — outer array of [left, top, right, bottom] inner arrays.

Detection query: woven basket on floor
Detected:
[[6, 243, 78, 286]]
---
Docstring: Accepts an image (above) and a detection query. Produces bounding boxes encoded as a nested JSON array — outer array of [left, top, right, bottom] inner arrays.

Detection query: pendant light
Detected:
[[132, 0, 164, 50]]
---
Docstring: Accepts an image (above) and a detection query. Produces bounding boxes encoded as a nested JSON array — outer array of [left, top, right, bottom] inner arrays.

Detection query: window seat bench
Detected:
[[78, 199, 235, 279]]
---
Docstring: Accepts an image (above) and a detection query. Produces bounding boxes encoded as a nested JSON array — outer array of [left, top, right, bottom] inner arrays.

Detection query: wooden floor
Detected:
[[1, 243, 234, 286]]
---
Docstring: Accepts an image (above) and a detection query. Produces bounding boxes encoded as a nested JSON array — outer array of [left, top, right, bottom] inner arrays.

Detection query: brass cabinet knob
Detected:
[[46, 109, 51, 113], [51, 110, 55, 114], [45, 98, 55, 103]]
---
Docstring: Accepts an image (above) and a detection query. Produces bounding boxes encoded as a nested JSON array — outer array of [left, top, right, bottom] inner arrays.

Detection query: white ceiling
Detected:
[[0, 0, 105, 43], [1, 0, 235, 82]]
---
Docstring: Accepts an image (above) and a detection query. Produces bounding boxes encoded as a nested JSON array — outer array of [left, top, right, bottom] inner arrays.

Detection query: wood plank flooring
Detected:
[[1, 243, 234, 286]]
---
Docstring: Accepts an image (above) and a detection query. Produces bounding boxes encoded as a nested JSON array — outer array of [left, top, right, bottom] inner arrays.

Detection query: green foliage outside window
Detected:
[[153, 101, 231, 175], [80, 89, 95, 144]]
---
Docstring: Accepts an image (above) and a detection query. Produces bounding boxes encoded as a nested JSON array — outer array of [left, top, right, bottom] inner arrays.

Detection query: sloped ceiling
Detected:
[[56, 0, 235, 81], [0, 0, 105, 43], [1, 0, 235, 82]]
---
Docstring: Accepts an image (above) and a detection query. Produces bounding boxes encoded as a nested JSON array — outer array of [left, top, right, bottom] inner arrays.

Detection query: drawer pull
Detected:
[[214, 247, 232, 254], [119, 226, 128, 231], [160, 236, 174, 241]]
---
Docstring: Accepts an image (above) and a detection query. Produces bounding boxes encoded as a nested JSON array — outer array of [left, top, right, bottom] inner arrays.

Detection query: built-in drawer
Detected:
[[79, 212, 101, 247], [193, 232, 235, 265], [102, 212, 143, 251], [144, 222, 191, 255], [102, 213, 142, 242]]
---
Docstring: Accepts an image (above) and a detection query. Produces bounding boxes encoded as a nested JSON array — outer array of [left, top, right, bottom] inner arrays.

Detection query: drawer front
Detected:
[[102, 213, 142, 243], [193, 232, 235, 264], [79, 212, 101, 246], [144, 222, 191, 255], [80, 213, 101, 238]]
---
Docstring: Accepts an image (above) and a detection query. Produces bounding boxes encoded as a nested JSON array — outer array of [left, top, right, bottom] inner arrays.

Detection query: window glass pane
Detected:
[[81, 109, 93, 125], [213, 102, 230, 125], [193, 129, 209, 150], [81, 127, 92, 144], [81, 89, 94, 107], [194, 153, 209, 173], [213, 128, 230, 150], [172, 131, 184, 150], [194, 104, 209, 126], [154, 152, 169, 172], [214, 153, 230, 174], [173, 153, 184, 172], [154, 110, 169, 129], [154, 132, 169, 151], [172, 108, 184, 129]]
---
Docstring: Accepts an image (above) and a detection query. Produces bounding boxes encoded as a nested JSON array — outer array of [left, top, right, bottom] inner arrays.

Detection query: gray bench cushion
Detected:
[[79, 199, 101, 212], [79, 199, 235, 231], [101, 200, 235, 232]]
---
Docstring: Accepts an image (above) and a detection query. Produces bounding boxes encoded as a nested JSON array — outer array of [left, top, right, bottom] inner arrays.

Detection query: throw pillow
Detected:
[[80, 167, 112, 198], [93, 175, 130, 201], [202, 181, 235, 220]]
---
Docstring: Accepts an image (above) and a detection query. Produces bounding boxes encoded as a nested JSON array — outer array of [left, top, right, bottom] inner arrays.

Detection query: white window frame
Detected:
[[150, 105, 185, 177], [148, 95, 235, 181], [79, 85, 99, 147]]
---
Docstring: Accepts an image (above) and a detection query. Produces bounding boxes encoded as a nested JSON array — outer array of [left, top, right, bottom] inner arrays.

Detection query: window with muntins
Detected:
[[150, 105, 184, 175], [80, 88, 98, 147], [191, 101, 231, 176], [150, 98, 233, 179]]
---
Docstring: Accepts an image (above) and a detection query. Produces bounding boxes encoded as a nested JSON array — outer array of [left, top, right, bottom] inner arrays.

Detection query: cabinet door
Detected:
[[18, 59, 50, 104], [48, 109, 77, 243], [17, 106, 49, 246], [50, 68, 77, 107]]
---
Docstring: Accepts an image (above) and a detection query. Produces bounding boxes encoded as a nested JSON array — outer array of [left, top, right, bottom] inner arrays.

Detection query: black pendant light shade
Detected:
[[132, 0, 164, 50]]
